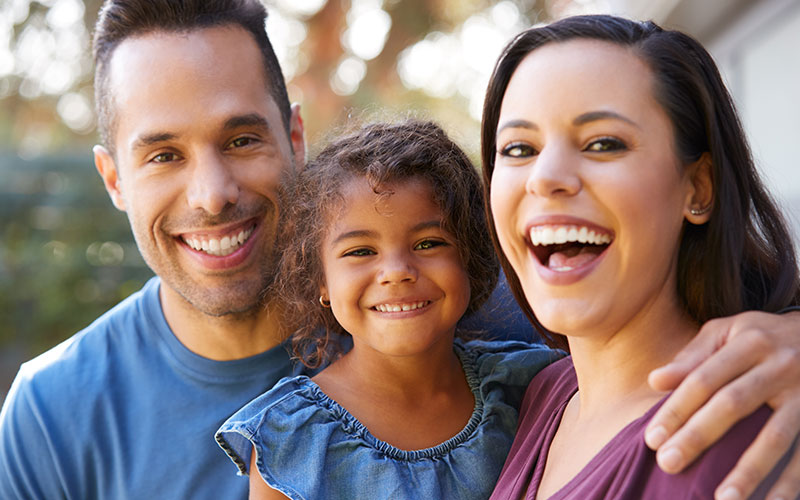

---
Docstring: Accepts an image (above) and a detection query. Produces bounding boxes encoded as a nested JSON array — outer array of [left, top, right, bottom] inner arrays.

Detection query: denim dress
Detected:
[[215, 339, 560, 500]]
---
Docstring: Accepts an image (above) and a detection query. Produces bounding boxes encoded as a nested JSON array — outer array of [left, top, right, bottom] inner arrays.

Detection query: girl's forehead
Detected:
[[321, 175, 445, 234]]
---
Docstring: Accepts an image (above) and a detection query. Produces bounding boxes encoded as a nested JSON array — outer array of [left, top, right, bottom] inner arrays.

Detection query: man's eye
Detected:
[[229, 137, 256, 149], [151, 152, 178, 163], [343, 248, 374, 257], [585, 137, 627, 153], [499, 143, 537, 158], [415, 239, 446, 251]]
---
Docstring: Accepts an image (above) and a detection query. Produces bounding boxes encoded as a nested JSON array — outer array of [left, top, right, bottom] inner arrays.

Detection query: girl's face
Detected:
[[491, 39, 703, 339], [319, 177, 471, 357]]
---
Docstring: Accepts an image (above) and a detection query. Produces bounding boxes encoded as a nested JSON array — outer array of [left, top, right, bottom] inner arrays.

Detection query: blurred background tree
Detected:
[[0, 0, 560, 398], [3, 0, 799, 401]]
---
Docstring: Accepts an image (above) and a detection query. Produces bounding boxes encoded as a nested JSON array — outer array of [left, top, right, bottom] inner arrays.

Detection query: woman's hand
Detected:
[[645, 310, 800, 500]]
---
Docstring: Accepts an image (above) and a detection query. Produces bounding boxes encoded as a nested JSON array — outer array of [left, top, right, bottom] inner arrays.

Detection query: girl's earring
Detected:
[[319, 296, 331, 308]]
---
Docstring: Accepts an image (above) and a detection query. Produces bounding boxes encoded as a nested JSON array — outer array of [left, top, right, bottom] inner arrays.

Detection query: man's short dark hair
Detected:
[[92, 0, 292, 155]]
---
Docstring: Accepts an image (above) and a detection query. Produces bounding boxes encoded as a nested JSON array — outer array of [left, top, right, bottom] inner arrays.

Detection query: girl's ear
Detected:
[[319, 284, 330, 308], [684, 152, 714, 225]]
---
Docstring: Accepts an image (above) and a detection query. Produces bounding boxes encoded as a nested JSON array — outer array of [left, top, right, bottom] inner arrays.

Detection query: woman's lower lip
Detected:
[[529, 246, 607, 285]]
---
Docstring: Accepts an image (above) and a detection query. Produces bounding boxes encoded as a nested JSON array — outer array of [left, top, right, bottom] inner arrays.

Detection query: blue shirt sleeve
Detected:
[[0, 369, 68, 499]]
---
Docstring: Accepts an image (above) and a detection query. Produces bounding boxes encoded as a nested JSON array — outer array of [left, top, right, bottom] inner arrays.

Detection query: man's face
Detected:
[[94, 26, 304, 316]]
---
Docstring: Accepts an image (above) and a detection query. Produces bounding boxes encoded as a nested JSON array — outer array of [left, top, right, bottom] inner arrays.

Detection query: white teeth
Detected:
[[529, 225, 612, 246], [375, 301, 428, 313], [578, 227, 588, 243], [554, 227, 568, 244], [183, 226, 254, 256]]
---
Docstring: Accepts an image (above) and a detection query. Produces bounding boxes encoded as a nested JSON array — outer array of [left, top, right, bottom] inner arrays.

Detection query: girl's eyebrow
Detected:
[[330, 220, 443, 245], [412, 220, 443, 232], [330, 229, 375, 246]]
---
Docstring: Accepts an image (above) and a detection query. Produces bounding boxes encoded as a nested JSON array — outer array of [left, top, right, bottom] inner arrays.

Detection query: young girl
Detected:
[[215, 120, 560, 499], [482, 15, 800, 499]]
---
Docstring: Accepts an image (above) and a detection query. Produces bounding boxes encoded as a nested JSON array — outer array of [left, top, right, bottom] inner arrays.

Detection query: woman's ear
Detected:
[[684, 152, 713, 225]]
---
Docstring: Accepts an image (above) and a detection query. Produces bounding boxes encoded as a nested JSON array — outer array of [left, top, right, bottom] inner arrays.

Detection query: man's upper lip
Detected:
[[175, 219, 257, 239]]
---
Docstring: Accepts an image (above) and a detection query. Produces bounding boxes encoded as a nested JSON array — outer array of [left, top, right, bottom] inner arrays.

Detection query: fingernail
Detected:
[[645, 425, 668, 448], [657, 447, 683, 473], [717, 486, 742, 500]]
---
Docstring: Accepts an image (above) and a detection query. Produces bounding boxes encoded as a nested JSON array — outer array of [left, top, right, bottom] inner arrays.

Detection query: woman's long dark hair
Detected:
[[481, 15, 800, 349]]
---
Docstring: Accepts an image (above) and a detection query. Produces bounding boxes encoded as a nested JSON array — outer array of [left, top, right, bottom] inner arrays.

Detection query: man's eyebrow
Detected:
[[223, 113, 271, 131], [497, 119, 538, 134], [331, 229, 376, 246], [131, 132, 178, 151], [573, 110, 639, 128]]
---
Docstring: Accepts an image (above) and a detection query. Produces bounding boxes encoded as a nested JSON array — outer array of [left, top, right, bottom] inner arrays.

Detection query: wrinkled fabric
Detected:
[[216, 339, 562, 500], [491, 357, 787, 500]]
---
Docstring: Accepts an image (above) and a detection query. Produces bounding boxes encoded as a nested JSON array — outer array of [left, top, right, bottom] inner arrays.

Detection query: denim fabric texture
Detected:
[[216, 339, 562, 500]]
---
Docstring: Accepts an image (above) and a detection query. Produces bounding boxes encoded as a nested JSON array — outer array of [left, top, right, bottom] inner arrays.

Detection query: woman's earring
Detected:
[[319, 296, 331, 308], [690, 204, 712, 216]]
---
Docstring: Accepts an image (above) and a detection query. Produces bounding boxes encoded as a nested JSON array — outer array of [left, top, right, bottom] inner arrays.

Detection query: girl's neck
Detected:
[[312, 334, 475, 450]]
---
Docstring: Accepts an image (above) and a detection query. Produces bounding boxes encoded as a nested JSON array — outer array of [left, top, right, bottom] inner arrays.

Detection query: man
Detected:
[[1, 1, 799, 499]]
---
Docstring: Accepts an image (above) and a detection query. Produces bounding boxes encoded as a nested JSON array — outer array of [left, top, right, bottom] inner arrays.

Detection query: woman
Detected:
[[482, 15, 800, 499]]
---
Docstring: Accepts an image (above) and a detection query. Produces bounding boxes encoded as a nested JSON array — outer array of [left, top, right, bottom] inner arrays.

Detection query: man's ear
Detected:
[[684, 152, 713, 225], [93, 145, 126, 212], [289, 103, 306, 169]]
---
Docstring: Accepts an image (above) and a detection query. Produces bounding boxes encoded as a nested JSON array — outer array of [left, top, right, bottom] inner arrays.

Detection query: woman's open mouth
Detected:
[[528, 225, 613, 272]]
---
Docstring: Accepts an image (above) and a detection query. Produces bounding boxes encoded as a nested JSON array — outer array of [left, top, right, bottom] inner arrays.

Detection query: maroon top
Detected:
[[490, 357, 782, 500]]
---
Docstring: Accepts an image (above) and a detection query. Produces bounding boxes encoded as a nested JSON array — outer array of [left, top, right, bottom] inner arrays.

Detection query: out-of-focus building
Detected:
[[618, 0, 800, 243]]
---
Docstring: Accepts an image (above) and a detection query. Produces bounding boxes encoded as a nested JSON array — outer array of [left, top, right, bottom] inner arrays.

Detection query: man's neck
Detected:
[[159, 284, 285, 361]]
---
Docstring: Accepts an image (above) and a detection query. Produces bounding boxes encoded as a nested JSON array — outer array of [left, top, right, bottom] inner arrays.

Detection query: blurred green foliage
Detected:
[[0, 152, 151, 360]]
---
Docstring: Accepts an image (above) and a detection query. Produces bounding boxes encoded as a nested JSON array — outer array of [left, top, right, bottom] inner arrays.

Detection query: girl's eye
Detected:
[[415, 239, 446, 251], [499, 143, 538, 158], [343, 248, 374, 257], [585, 137, 627, 153], [151, 152, 178, 163]]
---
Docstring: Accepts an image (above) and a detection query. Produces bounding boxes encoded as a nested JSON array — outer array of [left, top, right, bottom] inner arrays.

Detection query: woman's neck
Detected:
[[567, 303, 698, 419], [534, 300, 698, 500]]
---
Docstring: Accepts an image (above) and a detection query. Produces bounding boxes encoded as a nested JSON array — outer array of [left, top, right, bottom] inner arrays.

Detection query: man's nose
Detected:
[[185, 152, 239, 215]]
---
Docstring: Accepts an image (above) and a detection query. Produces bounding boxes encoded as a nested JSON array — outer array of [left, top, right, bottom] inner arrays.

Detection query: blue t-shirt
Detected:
[[216, 339, 562, 500], [0, 277, 302, 500]]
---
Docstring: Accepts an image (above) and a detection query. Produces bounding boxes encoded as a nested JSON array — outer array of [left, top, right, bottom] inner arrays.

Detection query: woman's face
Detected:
[[490, 39, 698, 339]]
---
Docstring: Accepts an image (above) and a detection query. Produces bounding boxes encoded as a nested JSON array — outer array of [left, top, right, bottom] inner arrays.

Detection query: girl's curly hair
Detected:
[[273, 119, 499, 368]]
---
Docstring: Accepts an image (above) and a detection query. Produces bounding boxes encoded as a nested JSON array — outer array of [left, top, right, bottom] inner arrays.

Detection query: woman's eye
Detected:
[[415, 239, 446, 251], [343, 248, 374, 257], [585, 137, 627, 153], [499, 143, 537, 158]]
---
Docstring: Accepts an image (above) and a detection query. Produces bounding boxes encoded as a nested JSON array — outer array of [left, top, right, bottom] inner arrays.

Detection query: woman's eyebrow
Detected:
[[573, 110, 640, 128], [497, 119, 538, 134]]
